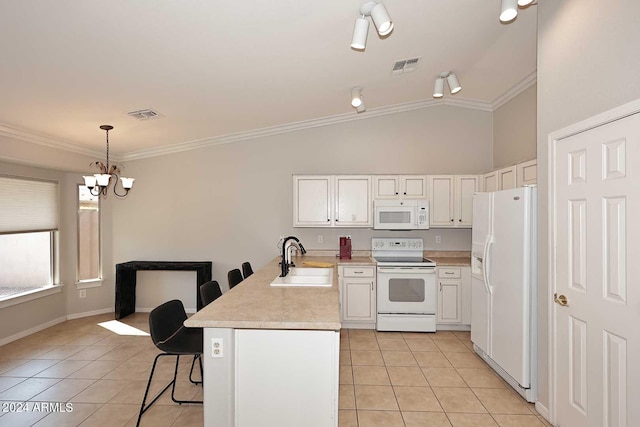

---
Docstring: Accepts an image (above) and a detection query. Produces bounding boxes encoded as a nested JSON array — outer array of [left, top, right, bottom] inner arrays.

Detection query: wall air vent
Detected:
[[127, 108, 161, 120], [391, 57, 421, 75]]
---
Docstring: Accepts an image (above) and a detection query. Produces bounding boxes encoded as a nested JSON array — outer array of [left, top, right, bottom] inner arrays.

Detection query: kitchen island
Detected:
[[185, 255, 370, 427]]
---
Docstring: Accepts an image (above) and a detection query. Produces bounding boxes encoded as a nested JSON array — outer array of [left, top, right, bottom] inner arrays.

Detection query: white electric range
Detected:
[[372, 237, 437, 332]]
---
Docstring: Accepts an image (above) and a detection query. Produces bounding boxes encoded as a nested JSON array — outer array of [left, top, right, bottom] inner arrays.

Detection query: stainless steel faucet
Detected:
[[280, 236, 307, 277]]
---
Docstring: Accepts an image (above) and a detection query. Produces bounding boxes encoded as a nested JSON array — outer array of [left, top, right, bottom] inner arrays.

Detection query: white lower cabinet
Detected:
[[436, 266, 471, 330], [339, 265, 376, 329]]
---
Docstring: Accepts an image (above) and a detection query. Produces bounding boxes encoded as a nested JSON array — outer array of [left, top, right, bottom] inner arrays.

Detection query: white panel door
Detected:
[[455, 175, 479, 227], [516, 159, 537, 187], [484, 171, 498, 192], [335, 175, 372, 227], [343, 280, 375, 321], [553, 111, 640, 427], [293, 176, 332, 227], [437, 280, 461, 323], [374, 175, 399, 199], [429, 175, 454, 227], [401, 175, 428, 198], [498, 166, 517, 190]]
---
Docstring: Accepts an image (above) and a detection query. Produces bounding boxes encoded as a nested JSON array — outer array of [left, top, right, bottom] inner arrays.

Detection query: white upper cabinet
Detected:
[[428, 175, 480, 228], [293, 175, 372, 228], [483, 171, 498, 192], [516, 159, 537, 187], [455, 176, 479, 227], [373, 175, 427, 199], [293, 175, 332, 227], [334, 175, 372, 227], [497, 165, 517, 190]]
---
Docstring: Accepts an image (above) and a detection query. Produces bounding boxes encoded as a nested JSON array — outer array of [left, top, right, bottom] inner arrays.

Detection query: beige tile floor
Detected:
[[339, 329, 553, 427], [0, 314, 554, 427], [0, 313, 202, 427]]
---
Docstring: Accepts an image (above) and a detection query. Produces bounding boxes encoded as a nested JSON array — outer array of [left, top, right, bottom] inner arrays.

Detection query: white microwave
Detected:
[[373, 199, 429, 230]]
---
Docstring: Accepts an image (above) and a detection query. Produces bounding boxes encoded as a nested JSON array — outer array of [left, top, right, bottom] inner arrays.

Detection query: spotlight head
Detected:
[[517, 0, 534, 6], [351, 87, 363, 108], [370, 3, 393, 36], [351, 16, 369, 50], [500, 0, 518, 22], [433, 78, 444, 98], [446, 73, 462, 94]]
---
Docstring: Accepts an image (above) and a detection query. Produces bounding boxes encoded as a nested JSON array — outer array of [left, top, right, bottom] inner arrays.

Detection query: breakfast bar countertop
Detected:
[[184, 255, 372, 331]]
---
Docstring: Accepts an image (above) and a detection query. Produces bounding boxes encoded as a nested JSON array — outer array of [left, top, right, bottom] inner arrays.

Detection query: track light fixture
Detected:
[[500, 0, 536, 23], [433, 72, 462, 98], [351, 87, 366, 113], [350, 1, 393, 50]]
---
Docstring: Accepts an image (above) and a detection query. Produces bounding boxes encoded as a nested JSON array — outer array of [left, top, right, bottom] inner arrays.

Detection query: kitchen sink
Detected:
[[270, 267, 333, 287]]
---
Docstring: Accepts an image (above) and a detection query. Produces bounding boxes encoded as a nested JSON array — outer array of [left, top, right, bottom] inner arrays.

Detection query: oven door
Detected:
[[377, 266, 436, 314]]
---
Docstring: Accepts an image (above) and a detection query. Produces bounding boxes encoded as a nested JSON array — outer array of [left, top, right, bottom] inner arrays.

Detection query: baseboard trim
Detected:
[[534, 401, 550, 422], [66, 308, 113, 320], [436, 324, 471, 331], [0, 316, 67, 347]]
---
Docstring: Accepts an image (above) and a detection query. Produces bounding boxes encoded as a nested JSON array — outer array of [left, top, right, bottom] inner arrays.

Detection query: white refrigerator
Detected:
[[471, 186, 537, 402]]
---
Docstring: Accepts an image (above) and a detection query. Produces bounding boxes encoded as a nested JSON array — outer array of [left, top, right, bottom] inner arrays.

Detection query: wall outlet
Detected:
[[211, 338, 223, 358], [79, 289, 87, 299], [435, 235, 442, 244], [317, 235, 323, 243]]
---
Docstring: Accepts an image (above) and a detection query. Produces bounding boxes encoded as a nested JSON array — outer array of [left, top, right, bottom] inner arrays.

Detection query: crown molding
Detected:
[[2, 75, 534, 163], [491, 70, 537, 110], [121, 97, 494, 161], [0, 124, 106, 159]]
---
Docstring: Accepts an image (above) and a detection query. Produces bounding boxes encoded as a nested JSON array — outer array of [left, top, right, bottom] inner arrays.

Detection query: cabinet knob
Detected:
[[395, 192, 398, 195], [403, 192, 407, 195], [450, 219, 454, 222], [327, 219, 330, 222], [459, 219, 462, 222]]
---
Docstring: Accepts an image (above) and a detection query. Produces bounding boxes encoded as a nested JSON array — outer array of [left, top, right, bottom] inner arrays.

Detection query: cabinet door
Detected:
[[343, 279, 375, 321], [483, 171, 497, 192], [454, 176, 479, 227], [497, 166, 517, 190], [293, 176, 332, 227], [401, 175, 428, 198], [373, 176, 400, 199], [335, 175, 372, 227], [428, 175, 454, 227], [516, 159, 537, 187], [437, 280, 461, 323]]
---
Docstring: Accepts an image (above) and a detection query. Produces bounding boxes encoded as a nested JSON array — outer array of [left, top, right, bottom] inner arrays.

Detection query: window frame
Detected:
[[76, 184, 102, 288]]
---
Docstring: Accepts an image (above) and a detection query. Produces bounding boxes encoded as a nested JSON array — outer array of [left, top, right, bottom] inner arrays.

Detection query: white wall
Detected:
[[536, 0, 640, 412], [114, 105, 493, 299], [493, 84, 537, 169]]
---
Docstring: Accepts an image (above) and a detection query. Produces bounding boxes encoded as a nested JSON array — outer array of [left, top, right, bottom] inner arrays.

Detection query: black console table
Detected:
[[115, 261, 213, 319]]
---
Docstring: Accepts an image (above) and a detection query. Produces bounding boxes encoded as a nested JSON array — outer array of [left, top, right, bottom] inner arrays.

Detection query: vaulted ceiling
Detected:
[[0, 1, 536, 157]]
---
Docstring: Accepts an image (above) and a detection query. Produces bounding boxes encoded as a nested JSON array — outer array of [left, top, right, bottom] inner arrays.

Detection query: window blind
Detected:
[[0, 175, 59, 233]]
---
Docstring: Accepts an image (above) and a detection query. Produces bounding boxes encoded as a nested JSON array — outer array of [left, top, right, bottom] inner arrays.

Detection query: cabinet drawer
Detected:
[[438, 267, 461, 279], [342, 266, 374, 278]]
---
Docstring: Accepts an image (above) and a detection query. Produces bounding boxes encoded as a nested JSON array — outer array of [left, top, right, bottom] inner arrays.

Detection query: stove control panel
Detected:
[[372, 238, 423, 251]]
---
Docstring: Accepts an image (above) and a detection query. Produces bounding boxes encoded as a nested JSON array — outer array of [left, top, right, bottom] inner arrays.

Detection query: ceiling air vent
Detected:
[[391, 57, 421, 75], [127, 108, 161, 120]]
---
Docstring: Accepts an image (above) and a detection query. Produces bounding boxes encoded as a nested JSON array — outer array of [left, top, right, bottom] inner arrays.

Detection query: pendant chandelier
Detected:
[[83, 125, 135, 198]]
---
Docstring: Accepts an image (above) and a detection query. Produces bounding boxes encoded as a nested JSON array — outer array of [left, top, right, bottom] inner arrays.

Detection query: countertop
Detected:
[[184, 256, 372, 331], [426, 251, 471, 267]]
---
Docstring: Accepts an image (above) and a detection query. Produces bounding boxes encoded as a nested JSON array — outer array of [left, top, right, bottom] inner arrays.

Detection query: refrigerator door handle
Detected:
[[483, 235, 494, 295]]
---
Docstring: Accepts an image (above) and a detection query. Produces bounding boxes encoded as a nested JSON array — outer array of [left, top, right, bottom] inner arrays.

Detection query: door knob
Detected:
[[554, 293, 569, 307]]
